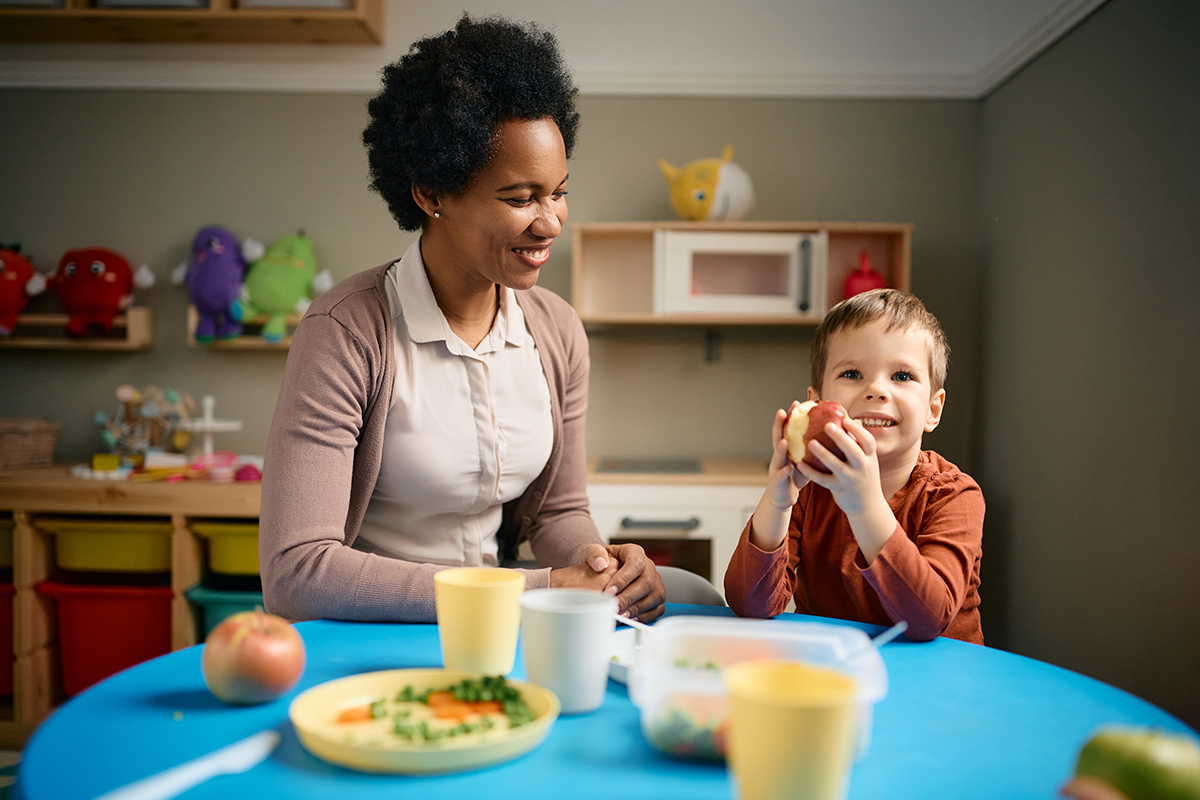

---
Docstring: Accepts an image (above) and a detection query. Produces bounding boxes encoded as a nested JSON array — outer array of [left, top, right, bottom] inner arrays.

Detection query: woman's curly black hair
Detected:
[[362, 14, 580, 232]]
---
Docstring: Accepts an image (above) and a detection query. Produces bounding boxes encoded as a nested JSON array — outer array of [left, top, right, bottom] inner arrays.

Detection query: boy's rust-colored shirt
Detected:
[[724, 450, 984, 644]]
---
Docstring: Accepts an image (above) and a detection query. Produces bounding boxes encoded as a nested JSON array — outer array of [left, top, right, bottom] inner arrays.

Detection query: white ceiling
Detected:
[[0, 0, 1109, 96]]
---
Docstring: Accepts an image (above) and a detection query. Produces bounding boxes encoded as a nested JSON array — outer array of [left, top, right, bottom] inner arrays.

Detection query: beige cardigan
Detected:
[[259, 262, 602, 622]]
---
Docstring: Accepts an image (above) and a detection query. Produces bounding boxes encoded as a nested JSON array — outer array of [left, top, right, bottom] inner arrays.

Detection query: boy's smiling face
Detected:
[[809, 318, 946, 471]]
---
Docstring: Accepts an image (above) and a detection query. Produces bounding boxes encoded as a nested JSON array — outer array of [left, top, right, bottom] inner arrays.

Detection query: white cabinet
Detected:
[[587, 474, 763, 601]]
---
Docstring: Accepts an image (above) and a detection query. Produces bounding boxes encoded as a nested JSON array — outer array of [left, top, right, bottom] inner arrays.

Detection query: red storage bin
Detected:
[[0, 583, 13, 695], [35, 580, 173, 697]]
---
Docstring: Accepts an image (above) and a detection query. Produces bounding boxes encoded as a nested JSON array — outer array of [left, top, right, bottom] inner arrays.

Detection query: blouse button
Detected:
[[522, 516, 532, 525], [534, 491, 544, 501]]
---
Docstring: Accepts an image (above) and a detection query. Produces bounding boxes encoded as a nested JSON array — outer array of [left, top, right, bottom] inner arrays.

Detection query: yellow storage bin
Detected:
[[38, 517, 173, 573], [0, 518, 13, 569], [192, 522, 260, 575]]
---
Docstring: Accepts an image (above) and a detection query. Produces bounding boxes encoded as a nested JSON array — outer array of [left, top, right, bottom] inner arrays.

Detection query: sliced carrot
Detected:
[[474, 700, 503, 715], [425, 691, 457, 707], [433, 701, 476, 720], [336, 705, 374, 723]]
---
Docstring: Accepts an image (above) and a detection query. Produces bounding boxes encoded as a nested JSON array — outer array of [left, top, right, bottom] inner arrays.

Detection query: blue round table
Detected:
[[16, 605, 1197, 799]]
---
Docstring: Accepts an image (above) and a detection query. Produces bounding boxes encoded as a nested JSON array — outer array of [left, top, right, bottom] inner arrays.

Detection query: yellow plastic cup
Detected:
[[723, 659, 858, 800], [434, 568, 526, 675]]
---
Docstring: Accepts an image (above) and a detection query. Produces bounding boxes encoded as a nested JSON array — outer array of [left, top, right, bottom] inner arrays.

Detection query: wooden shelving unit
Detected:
[[0, 0, 383, 44], [571, 221, 912, 327], [0, 308, 152, 351], [0, 467, 262, 747], [185, 304, 297, 349]]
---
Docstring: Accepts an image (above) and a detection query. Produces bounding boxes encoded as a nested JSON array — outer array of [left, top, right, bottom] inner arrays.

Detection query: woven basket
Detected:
[[0, 418, 60, 470]]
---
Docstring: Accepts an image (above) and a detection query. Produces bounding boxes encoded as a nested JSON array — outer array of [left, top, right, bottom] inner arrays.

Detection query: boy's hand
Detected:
[[796, 417, 881, 515], [797, 417, 897, 564], [749, 403, 810, 553], [766, 402, 809, 509]]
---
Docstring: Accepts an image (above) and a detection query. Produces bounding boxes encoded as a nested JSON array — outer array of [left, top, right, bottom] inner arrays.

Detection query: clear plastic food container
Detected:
[[626, 616, 888, 762]]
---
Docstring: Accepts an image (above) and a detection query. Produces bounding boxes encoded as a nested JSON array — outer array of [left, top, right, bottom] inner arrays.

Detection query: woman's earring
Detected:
[[433, 211, 440, 218]]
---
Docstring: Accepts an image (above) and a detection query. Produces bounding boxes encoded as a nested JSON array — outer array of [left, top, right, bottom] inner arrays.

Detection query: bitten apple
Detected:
[[202, 610, 305, 705], [785, 400, 848, 473]]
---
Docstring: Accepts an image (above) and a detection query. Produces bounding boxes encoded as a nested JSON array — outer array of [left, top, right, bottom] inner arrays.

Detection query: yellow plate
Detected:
[[289, 668, 560, 774]]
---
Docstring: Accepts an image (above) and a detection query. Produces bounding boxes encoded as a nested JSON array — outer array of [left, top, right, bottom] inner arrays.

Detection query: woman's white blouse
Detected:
[[354, 240, 554, 567]]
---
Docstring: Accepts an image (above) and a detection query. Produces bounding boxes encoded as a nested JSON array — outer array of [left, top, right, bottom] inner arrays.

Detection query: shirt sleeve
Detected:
[[724, 503, 804, 618], [858, 478, 985, 641]]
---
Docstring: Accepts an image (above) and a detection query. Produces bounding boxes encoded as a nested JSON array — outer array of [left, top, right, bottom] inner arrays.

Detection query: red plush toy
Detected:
[[48, 247, 155, 337], [0, 244, 46, 336]]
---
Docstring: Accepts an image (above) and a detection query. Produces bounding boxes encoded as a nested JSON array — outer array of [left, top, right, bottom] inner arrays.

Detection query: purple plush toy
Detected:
[[174, 226, 252, 342]]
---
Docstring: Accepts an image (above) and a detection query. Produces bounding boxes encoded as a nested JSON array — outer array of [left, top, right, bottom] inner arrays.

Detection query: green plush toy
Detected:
[[233, 231, 332, 342]]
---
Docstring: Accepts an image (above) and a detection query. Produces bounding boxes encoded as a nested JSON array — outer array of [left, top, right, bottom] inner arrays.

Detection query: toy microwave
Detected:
[[652, 229, 828, 317]]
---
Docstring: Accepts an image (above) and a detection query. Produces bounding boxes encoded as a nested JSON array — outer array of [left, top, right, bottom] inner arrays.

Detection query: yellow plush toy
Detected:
[[658, 145, 756, 221]]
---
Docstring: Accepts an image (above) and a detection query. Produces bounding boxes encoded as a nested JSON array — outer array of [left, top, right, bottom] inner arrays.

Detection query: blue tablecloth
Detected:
[[17, 605, 1197, 799]]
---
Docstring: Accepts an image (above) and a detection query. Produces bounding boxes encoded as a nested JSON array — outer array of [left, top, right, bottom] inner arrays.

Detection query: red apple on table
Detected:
[[785, 400, 848, 473], [202, 610, 306, 704]]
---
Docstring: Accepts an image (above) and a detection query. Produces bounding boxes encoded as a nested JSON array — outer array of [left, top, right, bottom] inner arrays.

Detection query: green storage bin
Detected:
[[192, 522, 259, 575], [184, 583, 265, 638], [38, 517, 172, 573]]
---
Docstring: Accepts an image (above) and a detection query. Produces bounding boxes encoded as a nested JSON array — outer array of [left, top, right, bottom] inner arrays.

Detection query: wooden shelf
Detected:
[[0, 0, 383, 44], [0, 307, 152, 351], [587, 458, 767, 486], [571, 220, 912, 327], [185, 304, 297, 349]]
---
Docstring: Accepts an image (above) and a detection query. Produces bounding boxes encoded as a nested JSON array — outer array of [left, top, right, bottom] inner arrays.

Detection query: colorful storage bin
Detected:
[[0, 583, 12, 695], [38, 518, 173, 573], [184, 583, 264, 638], [192, 522, 259, 575], [35, 580, 172, 696]]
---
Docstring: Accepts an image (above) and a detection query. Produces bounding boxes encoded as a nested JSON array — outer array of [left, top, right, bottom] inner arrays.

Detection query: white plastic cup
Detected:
[[519, 589, 617, 714]]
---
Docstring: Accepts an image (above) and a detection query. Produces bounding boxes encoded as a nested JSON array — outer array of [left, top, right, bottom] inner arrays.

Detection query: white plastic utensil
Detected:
[[613, 612, 653, 632], [94, 729, 280, 800], [869, 620, 908, 649]]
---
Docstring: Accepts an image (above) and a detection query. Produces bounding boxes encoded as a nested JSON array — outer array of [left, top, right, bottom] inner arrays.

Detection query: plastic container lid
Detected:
[[627, 616, 889, 762]]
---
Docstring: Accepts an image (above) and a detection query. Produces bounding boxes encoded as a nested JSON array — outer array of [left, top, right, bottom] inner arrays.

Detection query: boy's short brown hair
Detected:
[[811, 289, 950, 395]]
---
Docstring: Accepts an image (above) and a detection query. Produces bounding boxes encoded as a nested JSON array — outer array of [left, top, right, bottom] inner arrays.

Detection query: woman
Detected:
[[259, 14, 665, 624]]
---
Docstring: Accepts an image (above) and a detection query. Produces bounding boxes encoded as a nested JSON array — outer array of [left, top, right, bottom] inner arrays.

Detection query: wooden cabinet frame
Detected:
[[0, 0, 382, 44]]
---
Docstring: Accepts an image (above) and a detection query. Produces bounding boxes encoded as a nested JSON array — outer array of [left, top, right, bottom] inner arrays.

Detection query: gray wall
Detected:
[[978, 0, 1199, 726], [0, 92, 982, 474]]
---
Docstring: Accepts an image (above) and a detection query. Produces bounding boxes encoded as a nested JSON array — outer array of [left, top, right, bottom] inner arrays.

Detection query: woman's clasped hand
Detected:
[[552, 543, 666, 622]]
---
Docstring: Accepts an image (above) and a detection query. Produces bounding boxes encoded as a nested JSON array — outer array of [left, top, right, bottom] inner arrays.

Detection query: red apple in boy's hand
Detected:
[[202, 610, 305, 704], [785, 400, 848, 473]]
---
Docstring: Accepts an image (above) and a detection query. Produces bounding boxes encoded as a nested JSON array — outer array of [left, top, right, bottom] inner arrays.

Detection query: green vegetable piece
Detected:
[[370, 699, 387, 719]]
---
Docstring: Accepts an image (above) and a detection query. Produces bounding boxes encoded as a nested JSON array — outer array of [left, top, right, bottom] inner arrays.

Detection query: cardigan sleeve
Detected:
[[857, 477, 985, 641], [259, 310, 552, 623]]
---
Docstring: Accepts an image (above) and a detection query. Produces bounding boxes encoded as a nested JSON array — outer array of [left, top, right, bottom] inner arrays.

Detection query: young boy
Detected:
[[724, 289, 984, 643]]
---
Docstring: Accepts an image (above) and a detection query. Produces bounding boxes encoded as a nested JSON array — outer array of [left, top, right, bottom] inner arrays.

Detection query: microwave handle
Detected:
[[798, 238, 812, 313]]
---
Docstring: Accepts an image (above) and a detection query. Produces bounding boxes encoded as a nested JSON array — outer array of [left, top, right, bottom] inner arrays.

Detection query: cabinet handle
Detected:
[[619, 516, 701, 530]]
